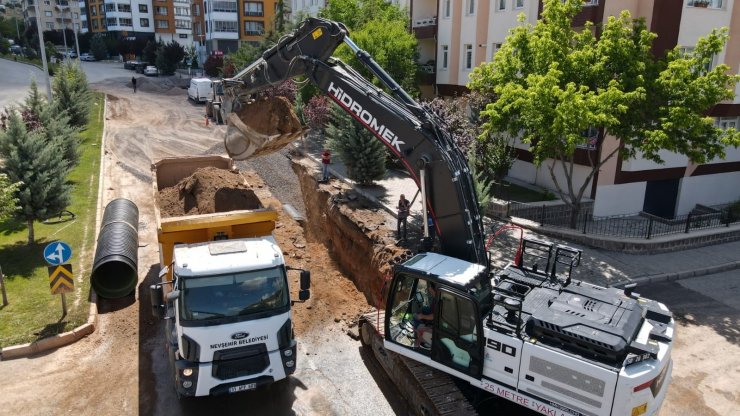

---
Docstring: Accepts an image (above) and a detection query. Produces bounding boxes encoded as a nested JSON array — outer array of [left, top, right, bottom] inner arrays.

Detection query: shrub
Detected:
[[303, 95, 330, 131]]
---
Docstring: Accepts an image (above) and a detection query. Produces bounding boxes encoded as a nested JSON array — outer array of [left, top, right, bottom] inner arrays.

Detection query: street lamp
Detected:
[[33, 0, 53, 101], [57, 3, 80, 61]]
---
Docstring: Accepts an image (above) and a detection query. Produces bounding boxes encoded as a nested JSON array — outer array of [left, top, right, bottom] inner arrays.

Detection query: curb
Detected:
[[612, 259, 740, 288], [0, 94, 107, 361]]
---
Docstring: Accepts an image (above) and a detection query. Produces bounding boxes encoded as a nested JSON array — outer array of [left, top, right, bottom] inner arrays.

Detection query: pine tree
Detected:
[[0, 110, 72, 244], [90, 34, 108, 61], [22, 80, 80, 168], [52, 60, 91, 127], [325, 103, 386, 185]]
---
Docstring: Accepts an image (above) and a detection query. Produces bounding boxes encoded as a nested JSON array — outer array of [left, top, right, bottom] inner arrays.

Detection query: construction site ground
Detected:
[[0, 65, 738, 415]]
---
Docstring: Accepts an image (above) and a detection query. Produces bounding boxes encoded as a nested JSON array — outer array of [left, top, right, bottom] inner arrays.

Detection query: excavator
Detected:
[[219, 17, 674, 416]]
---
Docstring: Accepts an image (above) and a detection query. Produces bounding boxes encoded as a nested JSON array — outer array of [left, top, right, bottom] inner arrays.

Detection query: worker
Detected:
[[131, 76, 137, 93], [321, 149, 331, 182], [397, 194, 410, 241], [414, 282, 436, 349]]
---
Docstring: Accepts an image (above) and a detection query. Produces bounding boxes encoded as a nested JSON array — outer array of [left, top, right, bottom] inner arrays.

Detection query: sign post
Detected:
[[44, 242, 74, 316], [0, 265, 8, 307]]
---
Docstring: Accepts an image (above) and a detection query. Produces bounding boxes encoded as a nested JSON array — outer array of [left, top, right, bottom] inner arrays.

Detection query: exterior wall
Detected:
[[676, 171, 740, 214], [435, 0, 453, 85], [621, 150, 689, 171], [239, 0, 276, 44], [24, 0, 82, 34], [508, 158, 593, 200], [593, 182, 647, 216], [678, 0, 734, 68], [485, 0, 537, 62]]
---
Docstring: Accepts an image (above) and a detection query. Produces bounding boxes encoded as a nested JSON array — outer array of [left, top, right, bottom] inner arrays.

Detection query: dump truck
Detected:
[[149, 155, 310, 397]]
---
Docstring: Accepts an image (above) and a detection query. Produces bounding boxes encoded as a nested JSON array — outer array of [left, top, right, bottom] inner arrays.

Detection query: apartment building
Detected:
[[22, 0, 83, 35], [419, 0, 740, 218], [77, 0, 193, 46], [193, 0, 278, 54]]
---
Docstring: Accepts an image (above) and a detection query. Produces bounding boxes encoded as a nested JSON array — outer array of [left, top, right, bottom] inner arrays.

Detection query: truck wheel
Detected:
[[359, 320, 375, 348]]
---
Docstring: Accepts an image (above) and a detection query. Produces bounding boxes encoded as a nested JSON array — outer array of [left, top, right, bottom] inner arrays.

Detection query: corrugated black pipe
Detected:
[[91, 198, 139, 298]]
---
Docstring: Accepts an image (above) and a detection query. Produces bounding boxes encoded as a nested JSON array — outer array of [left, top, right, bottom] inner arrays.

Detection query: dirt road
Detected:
[[0, 77, 405, 416]]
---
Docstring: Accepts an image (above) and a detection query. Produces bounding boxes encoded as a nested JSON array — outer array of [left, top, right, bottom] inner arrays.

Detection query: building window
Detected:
[[466, 0, 474, 14], [140, 18, 149, 27], [717, 117, 738, 130], [179, 34, 188, 38], [155, 6, 167, 15], [175, 19, 191, 29], [193, 4, 200, 15], [464, 44, 473, 69], [583, 0, 598, 6], [687, 0, 722, 7], [91, 19, 98, 28], [119, 17, 132, 26], [497, 0, 506, 10], [155, 19, 169, 28], [212, 0, 237, 12], [441, 45, 448, 69], [139, 4, 147, 12], [310, 0, 318, 5], [44, 10, 52, 16], [213, 20, 237, 32], [491, 42, 502, 60], [679, 46, 716, 72], [90, 7, 96, 15], [81, 21, 88, 29], [44, 0, 49, 4], [175, 6, 190, 15], [443, 0, 450, 17], [244, 20, 264, 35], [106, 17, 117, 26], [73, 12, 78, 18], [577, 127, 599, 150], [244, 1, 263, 16], [117, 4, 131, 12], [514, 0, 524, 9], [104, 3, 115, 12], [46, 22, 54, 29]]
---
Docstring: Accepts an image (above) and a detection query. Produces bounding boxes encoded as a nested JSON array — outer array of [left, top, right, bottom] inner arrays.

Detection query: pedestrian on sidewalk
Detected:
[[321, 149, 331, 182], [397, 194, 410, 241], [131, 77, 137, 93]]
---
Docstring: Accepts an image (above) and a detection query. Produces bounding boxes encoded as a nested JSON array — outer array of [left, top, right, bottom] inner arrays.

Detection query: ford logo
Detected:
[[231, 332, 249, 340]]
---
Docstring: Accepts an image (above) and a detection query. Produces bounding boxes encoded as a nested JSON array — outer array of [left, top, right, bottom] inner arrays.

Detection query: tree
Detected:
[[142, 39, 159, 64], [303, 95, 330, 131], [29, 80, 81, 168], [469, 0, 740, 226], [203, 55, 223, 77], [0, 110, 71, 244], [90, 33, 107, 60], [321, 0, 419, 97], [0, 174, 21, 221], [52, 60, 91, 127], [325, 103, 386, 185], [155, 40, 185, 75]]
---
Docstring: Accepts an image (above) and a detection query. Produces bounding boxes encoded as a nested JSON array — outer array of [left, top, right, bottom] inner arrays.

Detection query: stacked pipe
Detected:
[[91, 198, 139, 298]]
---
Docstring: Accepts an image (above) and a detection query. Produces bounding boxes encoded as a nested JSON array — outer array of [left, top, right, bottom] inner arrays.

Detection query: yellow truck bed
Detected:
[[152, 155, 277, 272]]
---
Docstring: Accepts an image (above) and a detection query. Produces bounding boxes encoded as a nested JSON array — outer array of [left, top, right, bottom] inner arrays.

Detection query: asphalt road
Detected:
[[0, 57, 45, 110]]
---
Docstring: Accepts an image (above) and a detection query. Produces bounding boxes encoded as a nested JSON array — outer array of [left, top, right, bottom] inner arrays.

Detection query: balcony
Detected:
[[412, 16, 436, 39]]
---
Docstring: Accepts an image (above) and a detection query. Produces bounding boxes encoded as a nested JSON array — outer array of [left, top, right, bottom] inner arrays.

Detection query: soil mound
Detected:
[[224, 96, 306, 160], [135, 77, 180, 94], [158, 167, 262, 217]]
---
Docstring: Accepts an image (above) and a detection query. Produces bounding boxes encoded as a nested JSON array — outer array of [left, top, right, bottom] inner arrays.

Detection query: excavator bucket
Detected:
[[224, 96, 309, 160]]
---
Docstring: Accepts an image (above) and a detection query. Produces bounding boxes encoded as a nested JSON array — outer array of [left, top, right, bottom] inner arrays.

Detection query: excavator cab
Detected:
[[384, 253, 486, 380]]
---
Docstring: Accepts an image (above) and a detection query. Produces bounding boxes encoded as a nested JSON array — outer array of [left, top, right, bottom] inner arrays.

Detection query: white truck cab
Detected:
[[151, 237, 310, 397]]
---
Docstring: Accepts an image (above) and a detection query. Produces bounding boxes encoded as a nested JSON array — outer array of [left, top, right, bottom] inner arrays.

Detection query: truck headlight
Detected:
[[285, 360, 295, 368], [182, 380, 193, 389], [284, 349, 293, 357], [182, 368, 193, 377]]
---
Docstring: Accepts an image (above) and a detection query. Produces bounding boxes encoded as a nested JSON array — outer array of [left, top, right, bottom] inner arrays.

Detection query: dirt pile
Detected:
[[225, 96, 306, 160], [157, 166, 262, 217], [291, 158, 412, 307], [135, 77, 183, 95]]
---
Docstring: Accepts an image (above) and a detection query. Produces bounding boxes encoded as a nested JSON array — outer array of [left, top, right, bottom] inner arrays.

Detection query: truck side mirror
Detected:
[[166, 289, 181, 302], [300, 271, 311, 291], [150, 285, 164, 319], [299, 289, 310, 302]]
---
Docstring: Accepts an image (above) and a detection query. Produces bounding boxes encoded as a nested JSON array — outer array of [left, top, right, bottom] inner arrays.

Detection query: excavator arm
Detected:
[[222, 17, 488, 267]]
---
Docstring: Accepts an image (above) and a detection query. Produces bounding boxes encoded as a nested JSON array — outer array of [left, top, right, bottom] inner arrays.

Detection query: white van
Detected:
[[188, 78, 212, 104]]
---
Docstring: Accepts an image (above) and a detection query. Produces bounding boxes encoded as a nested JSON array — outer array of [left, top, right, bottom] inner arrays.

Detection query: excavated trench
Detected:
[[291, 157, 412, 307]]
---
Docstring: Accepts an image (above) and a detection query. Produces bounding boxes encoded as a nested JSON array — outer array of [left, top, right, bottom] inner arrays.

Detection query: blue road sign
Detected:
[[44, 241, 72, 266]]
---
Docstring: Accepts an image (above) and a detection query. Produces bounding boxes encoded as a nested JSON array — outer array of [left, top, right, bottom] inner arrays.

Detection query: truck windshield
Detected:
[[180, 267, 288, 321]]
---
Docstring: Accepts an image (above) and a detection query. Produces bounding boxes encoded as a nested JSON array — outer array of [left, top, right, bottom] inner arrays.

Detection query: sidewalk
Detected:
[[297, 137, 740, 289]]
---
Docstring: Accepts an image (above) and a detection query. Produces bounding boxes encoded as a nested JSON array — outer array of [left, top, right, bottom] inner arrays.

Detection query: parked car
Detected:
[[124, 60, 144, 70], [80, 53, 96, 61], [144, 65, 158, 76], [66, 50, 77, 59]]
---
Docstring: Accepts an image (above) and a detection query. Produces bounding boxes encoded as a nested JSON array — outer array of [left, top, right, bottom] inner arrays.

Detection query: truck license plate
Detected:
[[228, 383, 257, 393]]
